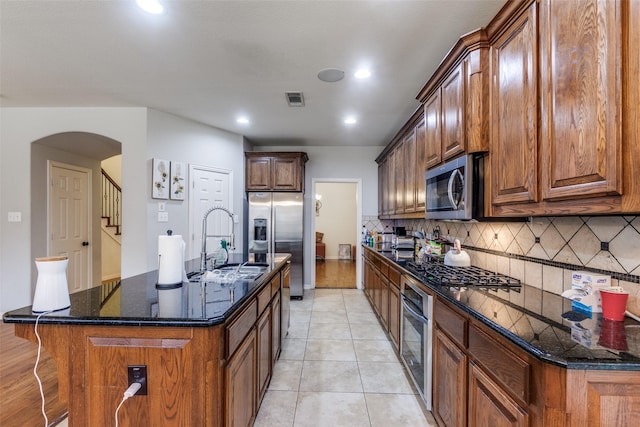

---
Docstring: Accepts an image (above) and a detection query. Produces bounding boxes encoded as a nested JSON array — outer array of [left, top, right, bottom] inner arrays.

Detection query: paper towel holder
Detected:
[[156, 229, 185, 290]]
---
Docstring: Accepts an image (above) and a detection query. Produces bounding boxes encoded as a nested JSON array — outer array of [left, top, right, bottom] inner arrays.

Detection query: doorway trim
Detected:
[[311, 178, 363, 290]]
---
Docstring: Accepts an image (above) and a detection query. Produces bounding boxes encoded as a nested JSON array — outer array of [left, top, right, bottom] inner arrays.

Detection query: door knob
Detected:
[[82, 241, 89, 246]]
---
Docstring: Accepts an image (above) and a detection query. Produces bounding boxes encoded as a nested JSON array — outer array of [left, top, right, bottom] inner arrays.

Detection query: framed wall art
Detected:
[[152, 158, 169, 199], [170, 161, 186, 200]]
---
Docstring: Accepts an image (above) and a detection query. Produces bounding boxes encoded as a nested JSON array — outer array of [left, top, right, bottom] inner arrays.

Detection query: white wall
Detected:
[[102, 155, 122, 187], [1, 107, 148, 313], [315, 182, 358, 259], [145, 110, 246, 269], [0, 107, 251, 314]]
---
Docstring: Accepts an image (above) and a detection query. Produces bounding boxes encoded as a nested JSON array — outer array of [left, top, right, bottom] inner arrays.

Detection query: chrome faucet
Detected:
[[200, 206, 235, 272]]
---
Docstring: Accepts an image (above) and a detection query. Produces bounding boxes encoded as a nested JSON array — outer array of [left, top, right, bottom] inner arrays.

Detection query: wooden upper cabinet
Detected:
[[245, 152, 308, 192], [490, 1, 538, 207], [245, 156, 272, 191], [394, 143, 405, 214], [420, 30, 490, 171], [387, 150, 396, 216], [271, 157, 300, 191], [465, 48, 490, 154], [441, 63, 465, 161], [404, 128, 417, 213], [378, 162, 385, 217], [415, 115, 427, 212], [424, 90, 443, 169], [539, 0, 622, 201]]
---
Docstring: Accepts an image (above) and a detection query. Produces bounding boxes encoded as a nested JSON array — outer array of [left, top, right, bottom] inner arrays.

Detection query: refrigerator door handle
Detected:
[[271, 207, 276, 255]]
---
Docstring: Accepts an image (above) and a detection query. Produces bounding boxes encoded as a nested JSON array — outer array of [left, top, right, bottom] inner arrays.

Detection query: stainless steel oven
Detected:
[[400, 277, 433, 410]]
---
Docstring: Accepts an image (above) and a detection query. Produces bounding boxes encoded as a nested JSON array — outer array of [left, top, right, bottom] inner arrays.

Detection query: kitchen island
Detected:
[[3, 253, 291, 427], [363, 245, 640, 427]]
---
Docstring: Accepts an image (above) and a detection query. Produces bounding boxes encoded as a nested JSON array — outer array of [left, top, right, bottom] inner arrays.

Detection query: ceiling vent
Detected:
[[285, 91, 305, 107]]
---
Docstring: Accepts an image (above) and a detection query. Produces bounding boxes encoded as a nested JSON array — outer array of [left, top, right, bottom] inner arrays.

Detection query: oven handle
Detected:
[[401, 294, 429, 324]]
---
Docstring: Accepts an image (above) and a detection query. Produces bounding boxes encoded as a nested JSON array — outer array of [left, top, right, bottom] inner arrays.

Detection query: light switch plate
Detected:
[[158, 211, 169, 222], [8, 212, 22, 222]]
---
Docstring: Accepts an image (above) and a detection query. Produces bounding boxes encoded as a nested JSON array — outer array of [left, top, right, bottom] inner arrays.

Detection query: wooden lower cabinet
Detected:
[[271, 290, 281, 364], [256, 307, 271, 403], [361, 249, 640, 426], [225, 328, 257, 427], [468, 362, 528, 427], [388, 283, 400, 351], [362, 249, 401, 353], [565, 370, 640, 427], [433, 328, 468, 427], [379, 275, 389, 330]]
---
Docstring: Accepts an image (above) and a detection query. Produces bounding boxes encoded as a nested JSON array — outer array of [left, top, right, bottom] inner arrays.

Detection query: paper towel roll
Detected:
[[157, 234, 185, 286]]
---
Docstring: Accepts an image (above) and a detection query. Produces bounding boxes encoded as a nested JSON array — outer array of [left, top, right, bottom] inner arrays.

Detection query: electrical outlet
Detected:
[[128, 365, 148, 395]]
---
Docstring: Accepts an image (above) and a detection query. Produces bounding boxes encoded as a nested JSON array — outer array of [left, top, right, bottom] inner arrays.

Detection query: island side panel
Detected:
[[18, 323, 224, 427], [14, 323, 71, 405]]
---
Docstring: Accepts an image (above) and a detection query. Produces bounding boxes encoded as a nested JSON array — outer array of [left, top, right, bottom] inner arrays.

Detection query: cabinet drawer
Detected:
[[257, 284, 272, 315], [468, 324, 530, 405], [226, 299, 257, 358], [435, 298, 467, 348], [271, 276, 280, 296], [380, 262, 389, 278], [388, 267, 401, 288]]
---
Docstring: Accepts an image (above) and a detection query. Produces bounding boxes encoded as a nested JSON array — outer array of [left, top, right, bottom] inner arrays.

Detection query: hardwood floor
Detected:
[[315, 259, 356, 288], [0, 321, 67, 427]]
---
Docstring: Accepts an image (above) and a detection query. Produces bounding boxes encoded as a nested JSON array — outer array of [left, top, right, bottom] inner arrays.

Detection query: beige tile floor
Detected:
[[254, 288, 438, 427]]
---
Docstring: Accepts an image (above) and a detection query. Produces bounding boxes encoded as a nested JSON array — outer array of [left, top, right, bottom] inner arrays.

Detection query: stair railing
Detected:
[[101, 169, 122, 235]]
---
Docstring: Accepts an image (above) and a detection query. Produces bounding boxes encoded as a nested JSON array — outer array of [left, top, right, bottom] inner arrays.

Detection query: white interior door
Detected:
[[49, 161, 91, 293], [189, 165, 233, 261]]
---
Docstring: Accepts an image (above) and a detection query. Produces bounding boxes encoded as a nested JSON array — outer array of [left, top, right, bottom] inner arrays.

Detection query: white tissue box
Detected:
[[571, 271, 611, 289], [570, 271, 611, 313]]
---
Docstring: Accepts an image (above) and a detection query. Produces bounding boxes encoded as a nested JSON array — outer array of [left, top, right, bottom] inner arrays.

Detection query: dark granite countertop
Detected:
[[365, 245, 640, 371], [3, 253, 290, 327]]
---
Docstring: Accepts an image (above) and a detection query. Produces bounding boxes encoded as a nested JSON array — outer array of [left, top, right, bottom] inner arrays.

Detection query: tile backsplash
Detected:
[[375, 216, 640, 317]]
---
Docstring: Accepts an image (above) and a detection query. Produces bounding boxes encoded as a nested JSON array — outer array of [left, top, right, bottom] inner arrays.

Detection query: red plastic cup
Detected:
[[600, 288, 629, 321]]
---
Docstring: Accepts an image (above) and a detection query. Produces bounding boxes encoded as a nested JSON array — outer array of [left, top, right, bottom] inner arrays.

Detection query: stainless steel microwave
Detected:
[[425, 154, 481, 220]]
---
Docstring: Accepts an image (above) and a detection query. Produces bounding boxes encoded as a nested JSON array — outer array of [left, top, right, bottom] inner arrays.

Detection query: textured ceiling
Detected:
[[0, 0, 507, 147]]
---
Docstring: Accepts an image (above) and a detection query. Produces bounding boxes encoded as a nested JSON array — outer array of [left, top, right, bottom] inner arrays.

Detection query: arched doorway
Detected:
[[30, 132, 122, 293]]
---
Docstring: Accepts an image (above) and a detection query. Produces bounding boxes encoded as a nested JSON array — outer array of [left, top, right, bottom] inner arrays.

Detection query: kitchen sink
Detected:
[[187, 263, 268, 283]]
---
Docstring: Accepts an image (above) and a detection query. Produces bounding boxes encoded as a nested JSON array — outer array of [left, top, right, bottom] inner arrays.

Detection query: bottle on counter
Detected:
[[214, 240, 229, 267]]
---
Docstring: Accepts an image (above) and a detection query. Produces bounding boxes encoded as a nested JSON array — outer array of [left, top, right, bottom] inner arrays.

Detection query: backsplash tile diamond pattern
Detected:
[[383, 215, 640, 316]]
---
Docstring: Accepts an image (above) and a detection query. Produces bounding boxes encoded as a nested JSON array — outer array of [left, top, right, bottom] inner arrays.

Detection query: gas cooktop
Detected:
[[406, 261, 521, 292]]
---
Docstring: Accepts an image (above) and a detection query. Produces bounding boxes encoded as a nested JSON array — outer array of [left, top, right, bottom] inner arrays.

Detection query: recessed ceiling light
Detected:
[[236, 117, 249, 124], [344, 117, 357, 125], [354, 69, 371, 79], [136, 0, 164, 14], [318, 68, 345, 83]]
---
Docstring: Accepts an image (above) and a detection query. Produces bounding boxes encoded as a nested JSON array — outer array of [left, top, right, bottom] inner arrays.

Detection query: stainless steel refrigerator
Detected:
[[245, 192, 305, 299]]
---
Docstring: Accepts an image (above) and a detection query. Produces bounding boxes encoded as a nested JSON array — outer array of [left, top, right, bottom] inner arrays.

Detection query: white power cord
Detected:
[[115, 382, 142, 427], [33, 310, 54, 427]]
